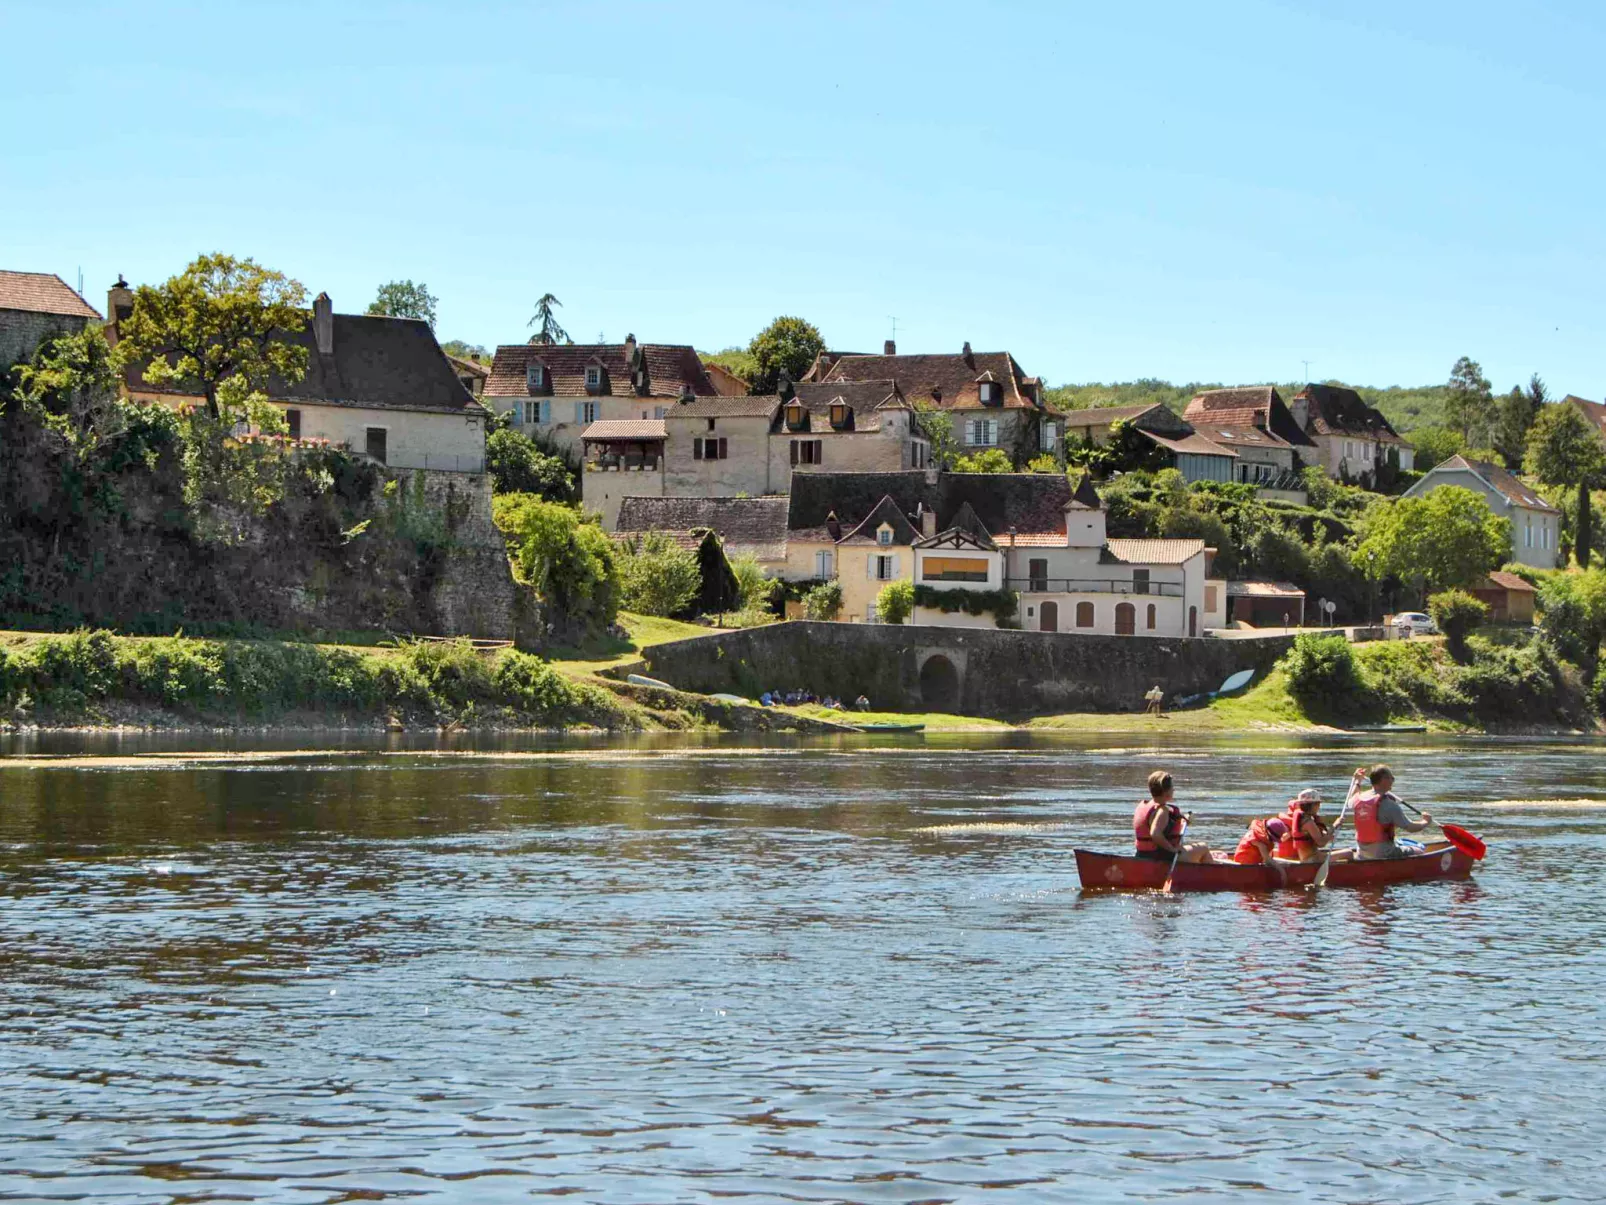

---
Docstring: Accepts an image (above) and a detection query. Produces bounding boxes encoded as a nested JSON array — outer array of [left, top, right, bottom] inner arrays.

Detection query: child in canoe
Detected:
[[1231, 815, 1292, 864], [1133, 770, 1213, 864], [1274, 788, 1334, 862]]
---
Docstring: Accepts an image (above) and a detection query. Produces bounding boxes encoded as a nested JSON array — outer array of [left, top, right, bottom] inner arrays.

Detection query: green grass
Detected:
[[546, 612, 715, 675], [1029, 667, 1320, 732], [787, 704, 1011, 732]]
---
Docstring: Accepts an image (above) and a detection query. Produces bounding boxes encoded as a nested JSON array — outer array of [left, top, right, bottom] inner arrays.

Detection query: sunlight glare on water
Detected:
[[1, 733, 1603, 1203]]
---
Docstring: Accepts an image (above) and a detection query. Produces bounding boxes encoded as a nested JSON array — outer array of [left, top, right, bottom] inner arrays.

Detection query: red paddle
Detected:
[[1398, 799, 1487, 861], [1161, 813, 1192, 893]]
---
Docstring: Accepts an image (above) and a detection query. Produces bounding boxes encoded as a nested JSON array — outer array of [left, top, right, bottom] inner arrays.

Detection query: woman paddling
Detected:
[[1275, 788, 1334, 862], [1133, 771, 1212, 864]]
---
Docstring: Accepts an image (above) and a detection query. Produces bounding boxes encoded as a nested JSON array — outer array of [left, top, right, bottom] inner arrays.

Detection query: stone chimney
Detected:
[[962, 341, 974, 368], [826, 510, 841, 541], [623, 332, 637, 364], [313, 292, 334, 356], [1290, 392, 1311, 433], [107, 275, 133, 333], [884, 339, 896, 355], [919, 503, 936, 538]]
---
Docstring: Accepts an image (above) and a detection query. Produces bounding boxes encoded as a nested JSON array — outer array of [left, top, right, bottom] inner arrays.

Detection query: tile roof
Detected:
[[1185, 408, 1298, 450], [122, 310, 487, 416], [1185, 387, 1314, 448], [1104, 538, 1207, 566], [1294, 383, 1407, 444], [0, 270, 102, 320], [1140, 429, 1238, 458], [1226, 580, 1306, 598], [667, 395, 782, 419], [1000, 531, 1069, 546], [486, 341, 715, 400], [581, 419, 665, 441], [1060, 402, 1170, 428], [445, 353, 489, 380], [1564, 395, 1606, 441], [775, 380, 905, 433], [1482, 571, 1537, 593], [811, 349, 1060, 414], [1431, 455, 1561, 515], [787, 471, 1074, 542], [615, 496, 789, 561]]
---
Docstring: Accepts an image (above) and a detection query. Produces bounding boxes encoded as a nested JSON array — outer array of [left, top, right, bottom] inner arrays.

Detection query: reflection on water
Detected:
[[2, 734, 1604, 1203]]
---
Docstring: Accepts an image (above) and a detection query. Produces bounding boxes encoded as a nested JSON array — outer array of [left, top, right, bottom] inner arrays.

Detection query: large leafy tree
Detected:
[[1493, 374, 1546, 468], [1355, 486, 1510, 594], [367, 279, 437, 327], [117, 254, 308, 420], [1525, 401, 1606, 567], [485, 426, 576, 502], [528, 293, 570, 346], [746, 316, 824, 395], [1444, 356, 1494, 448]]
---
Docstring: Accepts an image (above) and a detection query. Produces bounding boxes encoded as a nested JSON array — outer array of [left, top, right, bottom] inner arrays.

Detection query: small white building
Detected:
[[1403, 454, 1562, 569]]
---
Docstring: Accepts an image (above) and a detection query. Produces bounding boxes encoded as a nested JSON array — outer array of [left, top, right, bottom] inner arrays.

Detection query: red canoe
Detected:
[[1075, 840, 1478, 892]]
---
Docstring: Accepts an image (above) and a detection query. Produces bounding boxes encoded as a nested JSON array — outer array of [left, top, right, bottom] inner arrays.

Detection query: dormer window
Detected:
[[585, 365, 602, 390], [526, 363, 545, 391], [786, 402, 805, 428], [877, 525, 893, 546], [829, 402, 847, 428], [978, 381, 1002, 405]]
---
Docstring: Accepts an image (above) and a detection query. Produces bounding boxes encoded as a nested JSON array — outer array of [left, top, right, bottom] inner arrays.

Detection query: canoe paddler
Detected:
[[1133, 770, 1212, 864], [1231, 815, 1291, 865], [1275, 788, 1333, 862], [1352, 764, 1433, 860]]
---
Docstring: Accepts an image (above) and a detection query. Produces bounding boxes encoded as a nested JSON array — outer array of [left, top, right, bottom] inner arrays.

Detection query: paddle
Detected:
[[1311, 797, 1350, 889], [1394, 798, 1487, 861], [1161, 812, 1192, 893]]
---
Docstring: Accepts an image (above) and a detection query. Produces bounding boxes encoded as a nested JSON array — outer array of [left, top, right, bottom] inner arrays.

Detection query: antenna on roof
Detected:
[[1301, 360, 1312, 384], [888, 315, 899, 341], [77, 267, 83, 295]]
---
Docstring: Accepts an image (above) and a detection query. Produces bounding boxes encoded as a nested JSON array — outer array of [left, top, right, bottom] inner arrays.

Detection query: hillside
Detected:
[[1045, 379, 1452, 433]]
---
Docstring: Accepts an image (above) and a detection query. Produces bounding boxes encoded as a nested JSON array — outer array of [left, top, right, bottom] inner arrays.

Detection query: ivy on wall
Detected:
[[912, 584, 1019, 625]]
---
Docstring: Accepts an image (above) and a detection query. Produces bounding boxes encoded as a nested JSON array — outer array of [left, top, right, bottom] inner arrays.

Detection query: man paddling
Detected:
[[1134, 770, 1212, 864], [1351, 764, 1434, 860]]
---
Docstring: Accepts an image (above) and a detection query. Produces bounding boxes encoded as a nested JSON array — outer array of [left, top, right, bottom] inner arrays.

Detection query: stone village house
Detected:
[[106, 282, 492, 473], [0, 269, 102, 368], [1289, 383, 1414, 481], [1404, 454, 1562, 570], [784, 471, 1219, 637], [483, 337, 717, 459], [802, 341, 1064, 466], [1181, 387, 1312, 487], [613, 496, 790, 576]]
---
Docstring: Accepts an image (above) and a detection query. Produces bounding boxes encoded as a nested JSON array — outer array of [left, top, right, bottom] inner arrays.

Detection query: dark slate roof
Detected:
[[1295, 383, 1407, 444], [776, 380, 905, 433], [809, 349, 1059, 414], [840, 495, 922, 545], [0, 270, 101, 319], [1185, 387, 1314, 448], [615, 495, 789, 561], [486, 341, 715, 399], [1069, 472, 1102, 510], [787, 471, 1074, 542], [121, 311, 487, 415], [669, 395, 781, 419]]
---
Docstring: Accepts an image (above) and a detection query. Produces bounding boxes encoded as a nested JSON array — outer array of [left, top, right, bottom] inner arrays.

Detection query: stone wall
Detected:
[[638, 621, 1294, 717], [0, 310, 88, 370]]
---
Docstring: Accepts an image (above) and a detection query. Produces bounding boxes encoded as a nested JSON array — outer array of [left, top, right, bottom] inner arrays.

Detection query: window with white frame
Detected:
[[585, 365, 602, 389], [1344, 439, 1354, 459], [1039, 422, 1058, 452], [1362, 441, 1373, 462], [911, 441, 928, 469], [1525, 518, 1533, 548], [965, 418, 999, 446], [654, 406, 667, 419], [577, 401, 599, 424], [526, 363, 545, 391], [873, 554, 897, 580], [815, 550, 833, 578], [978, 381, 1001, 404], [877, 526, 893, 546]]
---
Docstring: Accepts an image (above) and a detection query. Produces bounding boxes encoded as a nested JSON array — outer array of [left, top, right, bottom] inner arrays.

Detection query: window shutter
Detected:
[[891, 553, 900, 576], [866, 556, 875, 580], [718, 437, 728, 459], [694, 439, 703, 460], [791, 441, 799, 466]]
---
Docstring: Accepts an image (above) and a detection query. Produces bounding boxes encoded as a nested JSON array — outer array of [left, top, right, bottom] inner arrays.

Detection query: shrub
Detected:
[[911, 584, 1018, 625], [802, 580, 843, 620], [952, 448, 1014, 474], [877, 579, 915, 624], [493, 650, 583, 717], [729, 554, 777, 613], [26, 630, 119, 703], [402, 639, 496, 708], [616, 532, 701, 617], [486, 426, 576, 501], [493, 494, 620, 637], [1283, 632, 1370, 719], [1428, 589, 1489, 660]]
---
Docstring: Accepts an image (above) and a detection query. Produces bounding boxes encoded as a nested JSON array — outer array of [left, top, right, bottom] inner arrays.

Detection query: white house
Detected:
[[1403, 454, 1562, 569]]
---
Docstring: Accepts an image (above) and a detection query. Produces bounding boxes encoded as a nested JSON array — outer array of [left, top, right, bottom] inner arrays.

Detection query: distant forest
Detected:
[[1043, 380, 1454, 434]]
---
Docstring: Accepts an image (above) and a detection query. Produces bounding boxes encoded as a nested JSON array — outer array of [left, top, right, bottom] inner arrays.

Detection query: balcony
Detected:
[[1008, 577, 1184, 598]]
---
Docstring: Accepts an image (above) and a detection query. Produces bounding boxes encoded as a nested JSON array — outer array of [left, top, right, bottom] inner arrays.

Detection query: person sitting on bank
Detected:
[[1232, 815, 1291, 865], [1275, 788, 1334, 862], [1133, 771, 1212, 864], [1352, 764, 1433, 859], [855, 694, 870, 710]]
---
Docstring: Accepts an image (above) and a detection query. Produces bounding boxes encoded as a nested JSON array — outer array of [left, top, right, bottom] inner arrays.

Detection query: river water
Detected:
[[1, 733, 1603, 1204]]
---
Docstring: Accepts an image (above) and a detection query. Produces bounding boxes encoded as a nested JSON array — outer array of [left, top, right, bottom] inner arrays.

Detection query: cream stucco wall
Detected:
[[1003, 547, 1206, 637], [490, 394, 674, 458], [1405, 467, 1560, 569], [583, 464, 665, 530], [836, 542, 911, 623], [1312, 433, 1414, 480], [663, 414, 776, 496]]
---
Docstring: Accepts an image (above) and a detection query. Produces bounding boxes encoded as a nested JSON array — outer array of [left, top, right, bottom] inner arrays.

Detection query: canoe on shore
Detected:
[[852, 722, 926, 733], [1075, 840, 1477, 892]]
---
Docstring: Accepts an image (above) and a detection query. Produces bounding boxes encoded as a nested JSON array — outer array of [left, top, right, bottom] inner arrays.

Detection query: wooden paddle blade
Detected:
[[1441, 823, 1487, 861], [1311, 856, 1332, 888]]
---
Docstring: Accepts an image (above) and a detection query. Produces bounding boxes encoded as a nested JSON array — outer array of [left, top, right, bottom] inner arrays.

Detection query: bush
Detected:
[[1283, 632, 1370, 718], [911, 584, 1019, 625], [877, 579, 915, 624], [27, 630, 118, 704], [802, 580, 843, 620], [494, 650, 584, 716], [616, 532, 701, 617], [486, 426, 576, 501], [729, 554, 777, 613], [493, 494, 620, 637], [1428, 589, 1489, 660], [402, 639, 497, 708], [952, 448, 1014, 474]]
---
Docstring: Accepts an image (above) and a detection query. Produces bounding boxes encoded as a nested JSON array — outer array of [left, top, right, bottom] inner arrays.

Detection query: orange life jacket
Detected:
[[1134, 800, 1183, 853], [1234, 816, 1277, 864], [1352, 792, 1394, 846], [1276, 806, 1327, 858]]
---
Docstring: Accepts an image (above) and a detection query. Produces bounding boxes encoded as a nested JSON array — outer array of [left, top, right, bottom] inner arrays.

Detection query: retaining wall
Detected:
[[639, 622, 1294, 717]]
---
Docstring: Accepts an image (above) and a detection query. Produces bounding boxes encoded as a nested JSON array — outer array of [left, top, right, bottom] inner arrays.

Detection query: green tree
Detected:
[[485, 426, 576, 501], [1103, 419, 1169, 474], [492, 494, 619, 634], [528, 293, 570, 346], [15, 326, 124, 447], [1408, 425, 1465, 472], [1525, 402, 1606, 568], [802, 579, 843, 620], [1538, 568, 1606, 680], [701, 347, 757, 383], [913, 402, 957, 469], [1355, 487, 1510, 595], [877, 579, 915, 624], [746, 316, 824, 395], [440, 339, 488, 360], [1445, 356, 1494, 447], [617, 532, 701, 617], [729, 554, 776, 613], [367, 279, 437, 327], [1428, 588, 1490, 660], [1493, 374, 1546, 468], [953, 448, 1014, 473], [117, 253, 309, 421]]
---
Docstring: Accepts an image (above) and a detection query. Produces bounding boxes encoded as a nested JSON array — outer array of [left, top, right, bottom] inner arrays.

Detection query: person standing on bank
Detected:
[[1133, 770, 1213, 864], [1351, 764, 1433, 859]]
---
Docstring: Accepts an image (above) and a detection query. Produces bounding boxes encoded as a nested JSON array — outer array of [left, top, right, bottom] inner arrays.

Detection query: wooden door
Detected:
[[1115, 602, 1136, 635], [1040, 600, 1058, 632]]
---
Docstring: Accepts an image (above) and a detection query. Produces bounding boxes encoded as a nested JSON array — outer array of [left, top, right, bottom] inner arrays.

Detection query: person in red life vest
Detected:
[[1133, 770, 1212, 863], [1232, 815, 1291, 865], [1275, 788, 1333, 862], [1351, 764, 1433, 859]]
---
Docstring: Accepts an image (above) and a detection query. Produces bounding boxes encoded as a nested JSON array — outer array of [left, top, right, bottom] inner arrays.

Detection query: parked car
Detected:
[[1392, 611, 1438, 637]]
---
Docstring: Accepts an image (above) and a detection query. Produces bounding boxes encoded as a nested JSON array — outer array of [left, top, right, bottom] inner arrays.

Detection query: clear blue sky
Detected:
[[4, 1, 1603, 393]]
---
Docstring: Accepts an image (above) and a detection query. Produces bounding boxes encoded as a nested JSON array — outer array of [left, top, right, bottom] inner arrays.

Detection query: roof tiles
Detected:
[[486, 341, 715, 400], [0, 270, 102, 320]]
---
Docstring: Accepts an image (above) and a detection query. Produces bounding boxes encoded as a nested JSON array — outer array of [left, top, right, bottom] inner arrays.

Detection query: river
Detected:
[[1, 732, 1603, 1204]]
